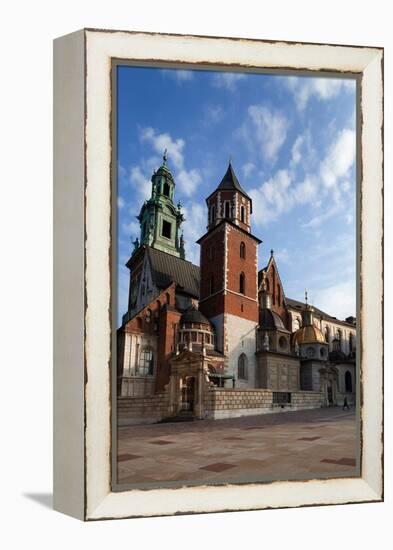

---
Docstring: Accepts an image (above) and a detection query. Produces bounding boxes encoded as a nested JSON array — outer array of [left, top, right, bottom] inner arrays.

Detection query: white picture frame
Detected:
[[53, 28, 383, 520]]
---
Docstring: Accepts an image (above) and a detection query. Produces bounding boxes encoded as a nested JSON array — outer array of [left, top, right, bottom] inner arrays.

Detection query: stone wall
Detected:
[[118, 388, 325, 425], [117, 392, 169, 425]]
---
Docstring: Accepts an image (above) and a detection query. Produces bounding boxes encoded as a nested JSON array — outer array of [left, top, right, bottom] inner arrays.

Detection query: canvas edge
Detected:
[[79, 29, 383, 520], [53, 29, 86, 520]]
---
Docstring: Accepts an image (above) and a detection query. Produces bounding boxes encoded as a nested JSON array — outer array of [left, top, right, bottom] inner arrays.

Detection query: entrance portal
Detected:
[[181, 377, 195, 412]]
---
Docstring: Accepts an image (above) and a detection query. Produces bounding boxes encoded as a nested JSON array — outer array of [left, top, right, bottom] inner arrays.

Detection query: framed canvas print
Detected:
[[53, 29, 383, 520]]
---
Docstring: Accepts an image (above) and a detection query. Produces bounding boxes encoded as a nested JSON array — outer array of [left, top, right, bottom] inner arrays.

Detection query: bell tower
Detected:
[[197, 162, 262, 386], [136, 150, 185, 258]]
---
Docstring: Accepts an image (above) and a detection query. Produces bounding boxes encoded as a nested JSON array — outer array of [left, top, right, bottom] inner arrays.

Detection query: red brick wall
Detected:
[[199, 225, 225, 301]]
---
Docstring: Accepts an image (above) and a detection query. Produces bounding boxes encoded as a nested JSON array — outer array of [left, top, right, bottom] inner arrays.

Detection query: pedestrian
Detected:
[[343, 396, 350, 411]]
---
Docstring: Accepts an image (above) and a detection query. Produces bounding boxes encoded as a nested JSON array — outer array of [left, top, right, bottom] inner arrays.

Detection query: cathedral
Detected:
[[117, 152, 356, 424]]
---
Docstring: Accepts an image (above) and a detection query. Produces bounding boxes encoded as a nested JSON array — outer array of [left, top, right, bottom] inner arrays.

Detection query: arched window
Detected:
[[239, 272, 245, 295], [211, 205, 216, 222], [238, 353, 248, 380], [265, 278, 270, 292], [277, 284, 281, 306], [146, 308, 152, 323], [240, 205, 245, 223], [324, 326, 330, 343], [224, 201, 230, 218], [293, 317, 301, 331], [349, 333, 354, 352], [240, 242, 246, 259], [136, 317, 142, 330], [156, 300, 161, 310], [163, 181, 170, 197], [337, 329, 342, 350], [209, 274, 214, 295], [166, 292, 170, 305], [345, 371, 353, 392], [139, 348, 154, 376]]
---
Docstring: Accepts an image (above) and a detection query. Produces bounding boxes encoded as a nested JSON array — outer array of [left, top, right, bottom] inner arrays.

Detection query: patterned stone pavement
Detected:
[[117, 407, 358, 488]]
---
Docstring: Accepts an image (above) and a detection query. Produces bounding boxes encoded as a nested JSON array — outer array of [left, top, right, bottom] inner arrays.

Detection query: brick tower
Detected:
[[197, 162, 262, 387]]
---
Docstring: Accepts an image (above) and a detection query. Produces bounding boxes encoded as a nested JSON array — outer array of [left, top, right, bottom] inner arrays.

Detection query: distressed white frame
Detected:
[[53, 29, 383, 520]]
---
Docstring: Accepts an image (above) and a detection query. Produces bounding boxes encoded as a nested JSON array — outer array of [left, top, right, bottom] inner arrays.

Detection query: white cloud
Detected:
[[203, 104, 224, 124], [182, 201, 205, 265], [176, 169, 202, 197], [121, 219, 140, 237], [274, 248, 290, 265], [117, 196, 125, 209], [291, 135, 304, 165], [161, 69, 194, 82], [286, 76, 356, 111], [312, 280, 356, 320], [212, 72, 246, 91], [140, 127, 185, 169], [242, 162, 255, 178], [247, 105, 289, 163], [249, 125, 354, 228], [129, 165, 151, 201], [320, 128, 356, 197]]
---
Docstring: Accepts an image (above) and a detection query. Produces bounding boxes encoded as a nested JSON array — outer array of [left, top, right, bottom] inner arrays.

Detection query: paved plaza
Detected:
[[117, 407, 358, 488]]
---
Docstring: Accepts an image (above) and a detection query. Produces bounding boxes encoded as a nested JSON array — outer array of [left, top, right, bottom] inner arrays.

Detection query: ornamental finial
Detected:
[[305, 289, 308, 305], [163, 148, 168, 164]]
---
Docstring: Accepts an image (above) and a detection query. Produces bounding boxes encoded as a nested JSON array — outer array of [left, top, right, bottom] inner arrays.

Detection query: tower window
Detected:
[[238, 353, 248, 380], [224, 201, 230, 218], [211, 205, 216, 223], [163, 181, 170, 197], [240, 205, 245, 223], [240, 242, 246, 259], [277, 284, 281, 306], [162, 220, 172, 239], [239, 272, 245, 295], [209, 274, 214, 295]]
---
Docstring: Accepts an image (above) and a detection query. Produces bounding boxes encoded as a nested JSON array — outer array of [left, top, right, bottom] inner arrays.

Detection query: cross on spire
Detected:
[[163, 148, 168, 165]]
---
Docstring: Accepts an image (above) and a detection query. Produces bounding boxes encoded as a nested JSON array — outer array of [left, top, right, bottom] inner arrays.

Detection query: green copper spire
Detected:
[[135, 151, 185, 258]]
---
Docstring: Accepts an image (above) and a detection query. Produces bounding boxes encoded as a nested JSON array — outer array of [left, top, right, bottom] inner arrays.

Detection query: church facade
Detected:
[[117, 153, 356, 424]]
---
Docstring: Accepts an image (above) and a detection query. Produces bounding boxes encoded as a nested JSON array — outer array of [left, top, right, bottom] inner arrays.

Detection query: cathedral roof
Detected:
[[292, 325, 326, 345], [260, 308, 286, 331], [205, 162, 252, 206], [180, 305, 211, 326], [147, 246, 199, 298], [216, 162, 251, 198]]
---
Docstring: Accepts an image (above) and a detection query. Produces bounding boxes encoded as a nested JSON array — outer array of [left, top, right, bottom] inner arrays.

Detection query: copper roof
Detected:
[[292, 325, 325, 345]]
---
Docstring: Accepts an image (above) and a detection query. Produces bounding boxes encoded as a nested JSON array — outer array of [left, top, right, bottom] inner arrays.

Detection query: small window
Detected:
[[240, 242, 246, 259], [240, 205, 245, 223], [166, 292, 170, 305], [224, 201, 230, 218], [162, 220, 172, 239], [191, 332, 197, 342], [238, 353, 248, 380], [279, 336, 287, 349], [211, 205, 216, 222], [146, 308, 152, 323], [306, 347, 315, 358], [239, 272, 245, 295], [349, 333, 354, 352], [324, 326, 330, 343], [139, 348, 154, 376], [277, 284, 281, 306], [163, 181, 170, 197]]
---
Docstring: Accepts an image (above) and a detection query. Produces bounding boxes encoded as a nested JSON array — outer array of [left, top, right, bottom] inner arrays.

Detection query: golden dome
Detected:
[[292, 325, 325, 345]]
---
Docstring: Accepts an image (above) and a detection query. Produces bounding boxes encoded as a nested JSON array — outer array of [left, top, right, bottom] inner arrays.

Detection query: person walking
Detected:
[[343, 396, 350, 411]]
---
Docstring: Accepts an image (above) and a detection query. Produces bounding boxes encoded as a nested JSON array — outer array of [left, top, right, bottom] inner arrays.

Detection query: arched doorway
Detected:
[[345, 370, 353, 392], [181, 377, 195, 412]]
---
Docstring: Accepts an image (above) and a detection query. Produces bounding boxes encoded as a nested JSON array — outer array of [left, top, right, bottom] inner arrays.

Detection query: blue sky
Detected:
[[117, 66, 356, 326]]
